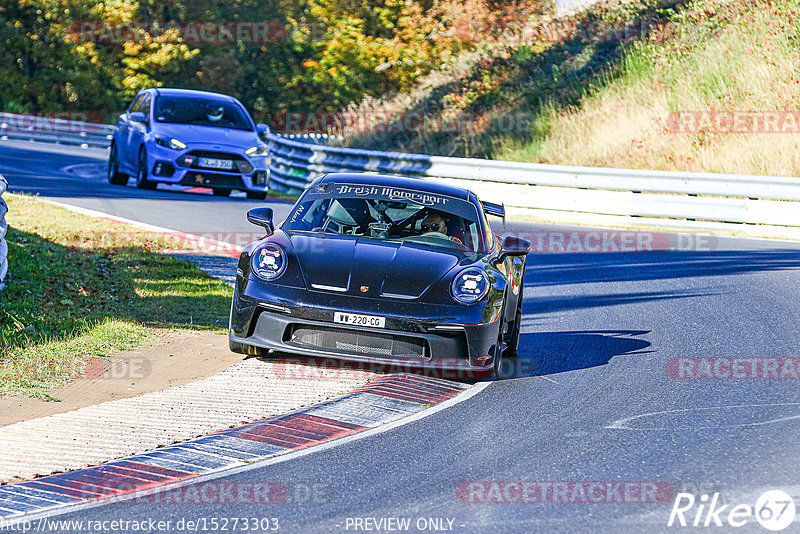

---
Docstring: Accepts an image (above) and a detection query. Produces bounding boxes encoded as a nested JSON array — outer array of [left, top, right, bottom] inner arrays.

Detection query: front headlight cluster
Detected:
[[245, 146, 269, 157], [155, 137, 186, 150], [252, 244, 286, 281], [451, 267, 489, 304]]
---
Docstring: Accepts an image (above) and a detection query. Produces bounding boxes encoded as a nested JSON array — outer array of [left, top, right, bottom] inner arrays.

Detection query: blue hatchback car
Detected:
[[108, 88, 270, 199]]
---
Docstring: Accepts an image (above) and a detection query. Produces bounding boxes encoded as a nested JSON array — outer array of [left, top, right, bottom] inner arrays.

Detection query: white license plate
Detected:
[[334, 312, 386, 328], [199, 157, 234, 170]]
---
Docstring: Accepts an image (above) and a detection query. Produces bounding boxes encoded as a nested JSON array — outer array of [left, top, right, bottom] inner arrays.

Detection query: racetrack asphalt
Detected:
[[2, 141, 800, 533]]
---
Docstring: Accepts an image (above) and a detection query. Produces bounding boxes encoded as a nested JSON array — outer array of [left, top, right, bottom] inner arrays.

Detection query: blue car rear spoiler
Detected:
[[482, 201, 506, 227]]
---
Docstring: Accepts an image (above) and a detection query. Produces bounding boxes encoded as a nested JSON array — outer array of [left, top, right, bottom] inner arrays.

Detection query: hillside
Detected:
[[338, 0, 800, 177]]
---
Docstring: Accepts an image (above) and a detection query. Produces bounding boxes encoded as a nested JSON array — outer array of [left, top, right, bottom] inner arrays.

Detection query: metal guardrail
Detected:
[[0, 174, 8, 290], [0, 112, 114, 148], [1, 112, 799, 238], [266, 133, 800, 239]]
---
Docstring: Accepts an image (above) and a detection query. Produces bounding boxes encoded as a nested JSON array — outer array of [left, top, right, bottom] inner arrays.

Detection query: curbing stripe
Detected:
[[0, 492, 59, 508], [23, 481, 105, 499], [0, 373, 475, 521], [108, 461, 194, 480], [190, 435, 285, 457], [0, 498, 39, 512], [0, 486, 77, 504]]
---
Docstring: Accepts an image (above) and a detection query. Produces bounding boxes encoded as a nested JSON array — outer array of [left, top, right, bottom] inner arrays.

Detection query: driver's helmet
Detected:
[[206, 105, 225, 123]]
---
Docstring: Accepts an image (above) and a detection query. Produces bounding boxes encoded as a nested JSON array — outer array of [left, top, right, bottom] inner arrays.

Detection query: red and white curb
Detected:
[[0, 375, 474, 520]]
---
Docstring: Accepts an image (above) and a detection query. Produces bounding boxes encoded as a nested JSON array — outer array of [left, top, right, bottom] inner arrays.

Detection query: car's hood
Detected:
[[152, 123, 259, 149], [288, 234, 460, 299]]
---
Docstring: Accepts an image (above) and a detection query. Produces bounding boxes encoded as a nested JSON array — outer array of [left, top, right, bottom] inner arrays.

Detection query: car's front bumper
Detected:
[[146, 144, 269, 192], [229, 282, 500, 373]]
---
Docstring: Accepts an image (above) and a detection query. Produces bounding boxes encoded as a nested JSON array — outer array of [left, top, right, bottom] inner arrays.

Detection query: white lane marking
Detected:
[[19, 195, 242, 254], [608, 403, 800, 430], [1, 380, 491, 526]]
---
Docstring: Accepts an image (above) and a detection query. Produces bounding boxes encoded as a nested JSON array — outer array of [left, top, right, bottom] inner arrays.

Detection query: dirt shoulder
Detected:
[[0, 331, 241, 426]]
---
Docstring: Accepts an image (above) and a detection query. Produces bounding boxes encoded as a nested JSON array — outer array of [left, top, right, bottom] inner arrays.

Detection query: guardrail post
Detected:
[[0, 173, 8, 290]]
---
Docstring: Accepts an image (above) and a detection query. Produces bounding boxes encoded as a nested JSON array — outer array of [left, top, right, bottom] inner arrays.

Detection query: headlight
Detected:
[[251, 244, 287, 281], [451, 267, 490, 304], [155, 137, 186, 150], [245, 146, 269, 157]]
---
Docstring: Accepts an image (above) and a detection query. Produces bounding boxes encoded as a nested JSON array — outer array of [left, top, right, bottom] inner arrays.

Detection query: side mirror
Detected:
[[256, 123, 270, 134], [247, 207, 274, 235], [129, 111, 148, 124], [500, 236, 531, 259]]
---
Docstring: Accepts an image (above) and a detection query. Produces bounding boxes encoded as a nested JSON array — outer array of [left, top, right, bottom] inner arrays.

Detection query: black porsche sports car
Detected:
[[229, 173, 531, 378]]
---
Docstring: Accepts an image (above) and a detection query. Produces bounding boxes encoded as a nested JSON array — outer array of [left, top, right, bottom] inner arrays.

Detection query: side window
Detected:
[[128, 94, 144, 113], [139, 95, 151, 116], [481, 204, 495, 250]]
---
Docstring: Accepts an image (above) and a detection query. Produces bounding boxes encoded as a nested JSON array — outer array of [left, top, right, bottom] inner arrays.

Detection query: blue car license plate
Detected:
[[199, 157, 234, 170]]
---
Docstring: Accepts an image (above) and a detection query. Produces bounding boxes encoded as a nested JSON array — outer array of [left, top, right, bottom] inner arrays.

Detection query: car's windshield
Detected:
[[283, 182, 485, 253], [153, 96, 253, 131]]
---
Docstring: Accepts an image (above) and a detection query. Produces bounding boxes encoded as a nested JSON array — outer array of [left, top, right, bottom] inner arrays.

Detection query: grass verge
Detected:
[[341, 0, 800, 176], [0, 194, 233, 399]]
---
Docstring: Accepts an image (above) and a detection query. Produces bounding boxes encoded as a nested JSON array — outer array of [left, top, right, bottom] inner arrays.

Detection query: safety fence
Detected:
[[1, 112, 799, 238], [0, 174, 8, 289], [0, 112, 114, 148], [266, 133, 800, 239]]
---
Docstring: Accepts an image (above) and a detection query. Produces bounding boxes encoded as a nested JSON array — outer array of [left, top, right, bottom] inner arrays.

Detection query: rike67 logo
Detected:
[[668, 490, 796, 531]]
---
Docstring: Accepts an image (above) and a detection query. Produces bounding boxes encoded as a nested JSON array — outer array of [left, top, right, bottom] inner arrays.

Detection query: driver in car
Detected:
[[420, 211, 463, 245], [206, 105, 234, 127]]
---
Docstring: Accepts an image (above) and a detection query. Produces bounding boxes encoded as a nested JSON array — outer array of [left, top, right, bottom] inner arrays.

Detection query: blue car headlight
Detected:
[[451, 267, 489, 304], [245, 146, 269, 157], [252, 244, 287, 281], [155, 136, 186, 150]]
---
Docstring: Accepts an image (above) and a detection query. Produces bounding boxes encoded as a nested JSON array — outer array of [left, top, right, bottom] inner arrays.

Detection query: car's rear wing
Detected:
[[482, 201, 506, 227]]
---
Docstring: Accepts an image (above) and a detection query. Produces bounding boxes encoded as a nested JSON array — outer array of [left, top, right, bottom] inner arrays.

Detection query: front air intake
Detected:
[[287, 325, 427, 359]]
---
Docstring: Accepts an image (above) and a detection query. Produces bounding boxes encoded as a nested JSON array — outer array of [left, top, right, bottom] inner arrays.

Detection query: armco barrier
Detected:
[[0, 174, 8, 289], [1, 112, 799, 238], [266, 133, 800, 239], [0, 112, 114, 148]]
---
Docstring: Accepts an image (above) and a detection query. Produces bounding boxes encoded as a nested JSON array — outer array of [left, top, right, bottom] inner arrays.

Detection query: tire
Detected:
[[504, 288, 523, 359], [107, 144, 128, 185], [488, 305, 506, 379], [247, 191, 267, 200], [213, 188, 232, 197], [136, 149, 157, 190]]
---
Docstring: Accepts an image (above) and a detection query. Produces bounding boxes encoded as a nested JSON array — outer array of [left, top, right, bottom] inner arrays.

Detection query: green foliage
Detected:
[[0, 0, 512, 121]]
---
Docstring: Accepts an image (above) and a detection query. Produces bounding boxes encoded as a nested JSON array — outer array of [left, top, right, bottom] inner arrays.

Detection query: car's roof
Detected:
[[318, 173, 472, 201], [147, 88, 239, 102]]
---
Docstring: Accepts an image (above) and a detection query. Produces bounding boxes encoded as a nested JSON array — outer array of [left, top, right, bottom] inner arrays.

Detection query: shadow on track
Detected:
[[525, 249, 800, 287], [512, 330, 652, 379], [524, 288, 714, 314]]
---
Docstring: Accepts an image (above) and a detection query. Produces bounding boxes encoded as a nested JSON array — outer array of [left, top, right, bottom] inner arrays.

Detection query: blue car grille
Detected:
[[180, 172, 245, 188], [287, 325, 427, 359], [182, 150, 252, 174]]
